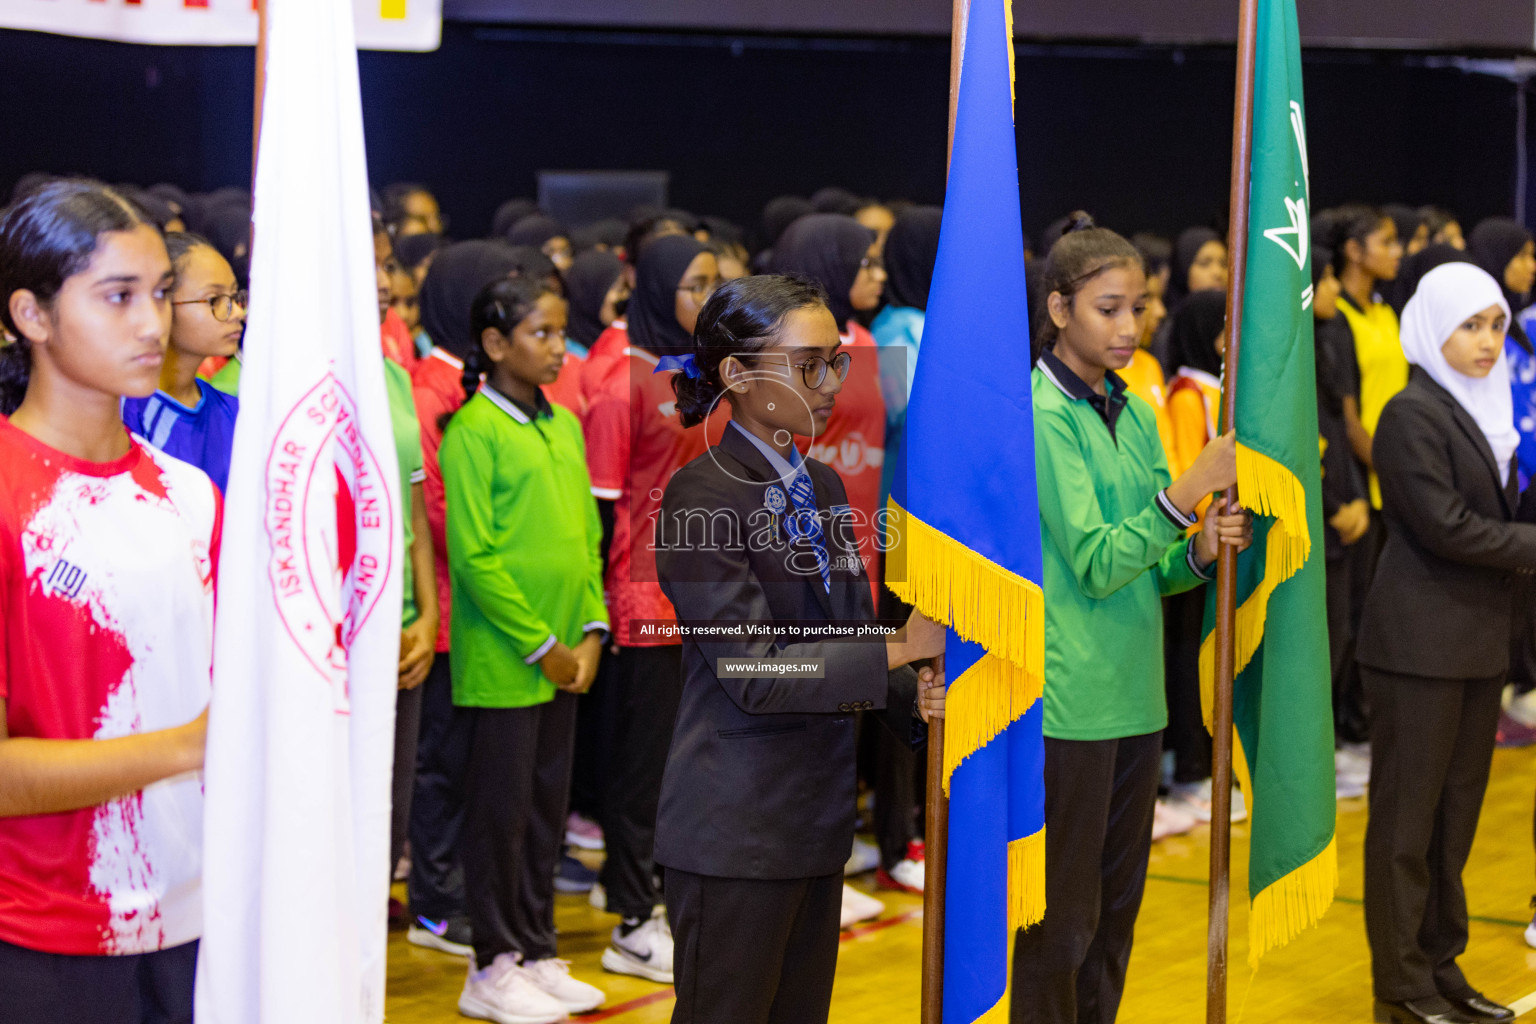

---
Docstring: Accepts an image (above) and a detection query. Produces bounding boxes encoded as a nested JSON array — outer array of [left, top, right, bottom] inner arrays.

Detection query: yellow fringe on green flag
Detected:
[[886, 499, 1045, 792], [1198, 443, 1310, 729], [1198, 444, 1336, 963]]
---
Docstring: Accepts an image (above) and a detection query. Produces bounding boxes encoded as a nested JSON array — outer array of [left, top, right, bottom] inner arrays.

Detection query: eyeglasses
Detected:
[[676, 277, 724, 301], [749, 351, 854, 389], [859, 255, 885, 272], [171, 290, 248, 323]]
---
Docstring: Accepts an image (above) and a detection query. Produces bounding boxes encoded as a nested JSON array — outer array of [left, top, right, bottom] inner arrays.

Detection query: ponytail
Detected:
[[0, 340, 32, 416]]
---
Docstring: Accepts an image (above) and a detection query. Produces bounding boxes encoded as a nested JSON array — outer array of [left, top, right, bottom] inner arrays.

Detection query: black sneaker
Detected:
[[406, 914, 473, 957]]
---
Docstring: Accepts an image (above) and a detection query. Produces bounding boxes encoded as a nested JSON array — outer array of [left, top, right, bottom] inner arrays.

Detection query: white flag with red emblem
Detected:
[[195, 0, 400, 1020]]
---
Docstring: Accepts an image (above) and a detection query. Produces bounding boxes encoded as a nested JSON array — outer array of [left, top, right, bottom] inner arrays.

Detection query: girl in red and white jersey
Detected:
[[0, 179, 219, 1021]]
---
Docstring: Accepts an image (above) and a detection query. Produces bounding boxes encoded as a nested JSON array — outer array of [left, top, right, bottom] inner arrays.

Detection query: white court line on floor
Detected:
[[1510, 990, 1536, 1017]]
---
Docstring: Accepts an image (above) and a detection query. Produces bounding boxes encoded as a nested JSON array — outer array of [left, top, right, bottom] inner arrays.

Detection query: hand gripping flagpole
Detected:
[[1209, 0, 1260, 1020], [918, 4, 971, 1022]]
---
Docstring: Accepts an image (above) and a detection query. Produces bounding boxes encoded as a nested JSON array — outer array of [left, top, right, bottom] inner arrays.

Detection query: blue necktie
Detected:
[[787, 473, 832, 594]]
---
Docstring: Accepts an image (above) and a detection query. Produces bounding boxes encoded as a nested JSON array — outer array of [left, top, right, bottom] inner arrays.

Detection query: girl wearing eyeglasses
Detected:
[[656, 274, 946, 1024], [121, 232, 243, 494]]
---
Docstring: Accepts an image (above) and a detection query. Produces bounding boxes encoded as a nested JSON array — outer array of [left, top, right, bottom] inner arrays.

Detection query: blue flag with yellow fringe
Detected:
[[886, 1, 1045, 1020]]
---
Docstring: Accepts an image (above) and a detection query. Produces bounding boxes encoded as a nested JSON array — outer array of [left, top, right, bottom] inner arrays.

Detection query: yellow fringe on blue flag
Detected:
[[886, 499, 1045, 792], [963, 829, 1046, 1024], [1009, 828, 1046, 932], [1197, 442, 1334, 965]]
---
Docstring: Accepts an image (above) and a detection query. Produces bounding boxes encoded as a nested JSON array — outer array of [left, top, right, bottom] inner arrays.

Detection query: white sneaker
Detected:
[[1525, 913, 1536, 950], [1152, 798, 1199, 840], [878, 857, 926, 893], [840, 884, 884, 929], [523, 958, 605, 1015], [459, 954, 568, 1024], [588, 881, 608, 913], [844, 836, 880, 876], [1166, 780, 1214, 823], [601, 916, 674, 984]]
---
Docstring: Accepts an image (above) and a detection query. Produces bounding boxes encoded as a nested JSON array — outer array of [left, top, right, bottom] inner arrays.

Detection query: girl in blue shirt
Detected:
[[121, 232, 242, 492]]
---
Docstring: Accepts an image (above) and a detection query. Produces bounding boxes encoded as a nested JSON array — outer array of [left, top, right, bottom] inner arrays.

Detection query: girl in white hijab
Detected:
[[1398, 261, 1520, 483], [1356, 258, 1536, 1024]]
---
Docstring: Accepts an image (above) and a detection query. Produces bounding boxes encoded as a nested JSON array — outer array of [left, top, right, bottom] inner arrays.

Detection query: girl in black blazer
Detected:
[[654, 275, 946, 1024], [1357, 262, 1536, 1024]]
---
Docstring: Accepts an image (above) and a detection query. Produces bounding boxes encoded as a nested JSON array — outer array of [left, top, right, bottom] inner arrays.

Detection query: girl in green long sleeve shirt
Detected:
[[1012, 216, 1252, 1024], [439, 277, 611, 1021]]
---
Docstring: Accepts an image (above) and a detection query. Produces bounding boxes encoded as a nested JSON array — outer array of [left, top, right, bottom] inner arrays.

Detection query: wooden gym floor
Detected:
[[386, 745, 1536, 1022]]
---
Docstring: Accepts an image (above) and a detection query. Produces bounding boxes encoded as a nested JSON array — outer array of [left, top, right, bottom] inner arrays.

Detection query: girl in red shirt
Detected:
[[0, 180, 217, 1021]]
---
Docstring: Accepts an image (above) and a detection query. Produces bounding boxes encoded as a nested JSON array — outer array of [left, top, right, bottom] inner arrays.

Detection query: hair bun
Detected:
[[1064, 211, 1097, 235]]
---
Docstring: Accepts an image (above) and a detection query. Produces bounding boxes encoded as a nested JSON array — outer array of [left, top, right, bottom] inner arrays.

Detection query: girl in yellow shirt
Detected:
[[1327, 206, 1404, 508]]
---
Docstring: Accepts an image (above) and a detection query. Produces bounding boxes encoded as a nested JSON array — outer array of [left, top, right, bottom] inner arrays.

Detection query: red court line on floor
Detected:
[[839, 907, 923, 941], [580, 908, 923, 1020], [584, 989, 676, 1021]]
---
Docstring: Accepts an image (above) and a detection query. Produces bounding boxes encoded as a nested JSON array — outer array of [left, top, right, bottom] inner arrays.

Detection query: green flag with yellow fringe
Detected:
[[1198, 0, 1339, 968]]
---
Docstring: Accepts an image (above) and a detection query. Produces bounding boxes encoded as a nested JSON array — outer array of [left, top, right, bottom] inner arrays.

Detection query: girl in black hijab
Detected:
[[565, 250, 626, 351], [771, 214, 882, 328], [419, 240, 523, 364], [1165, 227, 1229, 311], [882, 206, 943, 313], [508, 214, 573, 273], [1469, 217, 1536, 350], [627, 234, 713, 357]]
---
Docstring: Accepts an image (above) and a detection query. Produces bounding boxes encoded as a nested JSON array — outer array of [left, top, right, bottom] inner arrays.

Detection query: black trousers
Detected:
[[391, 680, 424, 873], [1336, 514, 1385, 744], [463, 692, 579, 968], [874, 580, 922, 868], [665, 867, 842, 1024], [1362, 667, 1503, 1002], [569, 656, 611, 822], [1161, 592, 1210, 784], [597, 645, 684, 920], [874, 725, 921, 869], [1324, 552, 1357, 743], [0, 938, 197, 1024], [407, 654, 470, 921], [1012, 731, 1163, 1024]]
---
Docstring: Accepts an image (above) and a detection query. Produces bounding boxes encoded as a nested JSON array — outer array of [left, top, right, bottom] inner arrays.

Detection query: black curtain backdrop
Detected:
[[0, 22, 1523, 243]]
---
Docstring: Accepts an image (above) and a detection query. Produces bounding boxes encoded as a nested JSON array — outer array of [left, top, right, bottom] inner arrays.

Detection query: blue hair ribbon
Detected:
[[655, 353, 703, 379]]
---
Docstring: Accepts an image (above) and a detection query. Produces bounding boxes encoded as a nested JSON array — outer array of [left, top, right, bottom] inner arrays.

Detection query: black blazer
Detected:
[[653, 424, 921, 880], [1357, 369, 1536, 679]]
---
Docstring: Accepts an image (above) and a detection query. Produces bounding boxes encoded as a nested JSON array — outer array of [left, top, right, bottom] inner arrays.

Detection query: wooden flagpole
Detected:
[[920, 4, 971, 1022], [1207, 0, 1260, 1020], [253, 0, 268, 190]]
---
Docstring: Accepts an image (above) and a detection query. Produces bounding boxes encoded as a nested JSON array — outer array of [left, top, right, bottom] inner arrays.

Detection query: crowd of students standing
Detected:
[[1, 171, 1535, 1024]]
